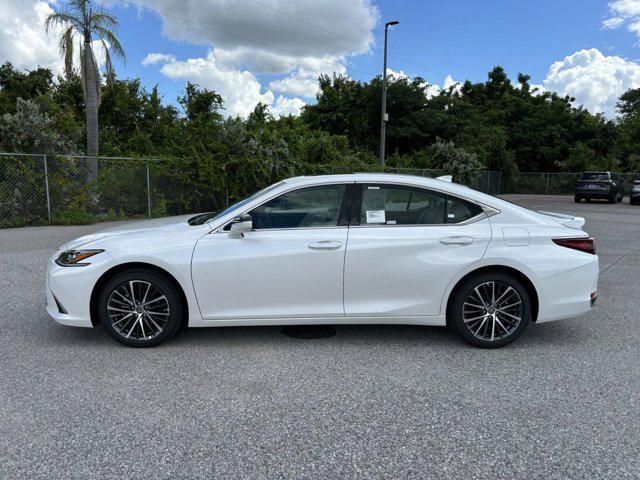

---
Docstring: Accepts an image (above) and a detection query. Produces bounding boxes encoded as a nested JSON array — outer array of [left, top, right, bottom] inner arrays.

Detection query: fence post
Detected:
[[497, 172, 502, 195], [146, 162, 151, 219], [43, 155, 52, 225], [545, 172, 550, 195], [486, 172, 490, 194]]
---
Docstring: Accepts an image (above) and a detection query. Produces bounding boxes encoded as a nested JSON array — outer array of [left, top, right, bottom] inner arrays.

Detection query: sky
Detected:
[[2, 0, 640, 118]]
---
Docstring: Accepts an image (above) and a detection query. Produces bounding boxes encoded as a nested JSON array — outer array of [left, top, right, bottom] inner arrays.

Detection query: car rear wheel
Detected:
[[574, 196, 581, 203], [448, 272, 532, 348], [98, 269, 182, 347]]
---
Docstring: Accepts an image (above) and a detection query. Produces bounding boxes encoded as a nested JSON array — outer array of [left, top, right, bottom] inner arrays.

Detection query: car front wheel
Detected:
[[98, 269, 183, 347], [448, 272, 532, 348]]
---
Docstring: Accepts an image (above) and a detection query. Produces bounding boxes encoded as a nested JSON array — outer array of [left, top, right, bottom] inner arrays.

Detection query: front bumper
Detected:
[[46, 251, 115, 328]]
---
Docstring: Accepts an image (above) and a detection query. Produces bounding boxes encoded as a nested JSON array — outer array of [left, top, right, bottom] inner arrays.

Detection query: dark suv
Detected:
[[631, 176, 640, 205], [574, 172, 623, 203]]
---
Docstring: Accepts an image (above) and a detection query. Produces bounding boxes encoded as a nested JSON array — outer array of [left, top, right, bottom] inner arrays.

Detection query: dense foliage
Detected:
[[1, 61, 639, 226]]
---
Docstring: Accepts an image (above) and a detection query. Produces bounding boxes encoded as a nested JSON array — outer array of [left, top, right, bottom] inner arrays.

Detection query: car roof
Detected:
[[283, 172, 472, 194]]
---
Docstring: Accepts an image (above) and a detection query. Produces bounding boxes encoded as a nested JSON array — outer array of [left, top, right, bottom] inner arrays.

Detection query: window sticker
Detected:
[[386, 220, 397, 225], [366, 210, 386, 224], [447, 213, 455, 219], [367, 186, 380, 190]]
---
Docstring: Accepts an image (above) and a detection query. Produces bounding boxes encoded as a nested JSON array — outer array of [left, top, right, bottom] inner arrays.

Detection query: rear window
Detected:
[[581, 173, 609, 181]]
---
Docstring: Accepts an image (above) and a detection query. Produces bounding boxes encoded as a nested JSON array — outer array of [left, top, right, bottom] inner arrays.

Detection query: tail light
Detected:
[[553, 237, 596, 255]]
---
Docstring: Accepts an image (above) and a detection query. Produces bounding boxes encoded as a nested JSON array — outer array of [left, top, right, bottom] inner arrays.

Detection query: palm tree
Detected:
[[45, 0, 125, 179]]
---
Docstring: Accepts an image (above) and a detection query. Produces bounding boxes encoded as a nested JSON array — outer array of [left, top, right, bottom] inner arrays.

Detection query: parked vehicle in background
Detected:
[[574, 172, 623, 203], [631, 177, 640, 205], [46, 174, 599, 349]]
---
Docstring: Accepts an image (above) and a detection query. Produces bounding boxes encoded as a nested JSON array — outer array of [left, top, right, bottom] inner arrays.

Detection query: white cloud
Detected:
[[603, 16, 625, 29], [541, 48, 640, 117], [269, 76, 319, 98], [122, 0, 378, 59], [133, 0, 377, 117], [386, 68, 408, 80], [269, 56, 347, 98], [153, 49, 304, 118], [423, 74, 462, 98], [609, 0, 640, 17], [0, 0, 62, 73], [142, 53, 176, 66], [271, 95, 306, 117], [603, 0, 640, 39]]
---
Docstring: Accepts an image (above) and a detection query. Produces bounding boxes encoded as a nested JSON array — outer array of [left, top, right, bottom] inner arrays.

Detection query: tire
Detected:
[[98, 269, 183, 347], [448, 272, 532, 348], [585, 198, 591, 203], [617, 195, 623, 203], [608, 196, 615, 204], [574, 196, 581, 203]]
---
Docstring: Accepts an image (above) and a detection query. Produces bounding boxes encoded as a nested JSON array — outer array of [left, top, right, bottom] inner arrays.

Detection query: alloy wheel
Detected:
[[106, 280, 170, 341], [461, 281, 523, 342]]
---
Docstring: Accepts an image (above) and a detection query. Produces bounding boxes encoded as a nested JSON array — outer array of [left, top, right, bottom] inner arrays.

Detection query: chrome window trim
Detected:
[[349, 212, 488, 229], [214, 181, 354, 233], [353, 182, 496, 228]]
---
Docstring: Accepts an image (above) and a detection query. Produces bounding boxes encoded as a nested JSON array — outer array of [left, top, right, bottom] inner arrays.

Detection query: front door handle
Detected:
[[439, 236, 475, 246], [308, 240, 343, 251]]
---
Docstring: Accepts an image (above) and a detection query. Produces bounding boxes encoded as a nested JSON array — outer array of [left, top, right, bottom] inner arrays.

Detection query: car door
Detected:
[[191, 183, 351, 320], [344, 183, 492, 317]]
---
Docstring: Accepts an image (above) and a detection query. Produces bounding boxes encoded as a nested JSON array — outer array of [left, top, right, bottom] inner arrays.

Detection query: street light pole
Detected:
[[379, 20, 399, 166]]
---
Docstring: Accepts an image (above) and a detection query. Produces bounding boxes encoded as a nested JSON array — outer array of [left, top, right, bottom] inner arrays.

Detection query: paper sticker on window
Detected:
[[447, 213, 455, 219], [366, 210, 386, 224]]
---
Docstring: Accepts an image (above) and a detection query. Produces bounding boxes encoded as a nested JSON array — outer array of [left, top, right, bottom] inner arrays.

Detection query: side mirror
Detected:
[[229, 213, 252, 238]]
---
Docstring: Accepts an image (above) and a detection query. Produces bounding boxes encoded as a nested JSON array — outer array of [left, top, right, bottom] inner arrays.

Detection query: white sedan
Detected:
[[46, 174, 599, 348]]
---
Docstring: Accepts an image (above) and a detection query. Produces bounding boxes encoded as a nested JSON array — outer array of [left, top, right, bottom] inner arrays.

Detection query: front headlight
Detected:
[[55, 249, 104, 266]]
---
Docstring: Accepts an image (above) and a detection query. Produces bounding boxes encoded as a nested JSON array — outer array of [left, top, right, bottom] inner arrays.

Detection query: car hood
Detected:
[[60, 214, 209, 251]]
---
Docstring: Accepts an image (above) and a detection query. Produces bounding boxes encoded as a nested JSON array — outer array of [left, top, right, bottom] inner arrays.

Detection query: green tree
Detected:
[[45, 0, 125, 173], [617, 88, 640, 118], [0, 98, 78, 154]]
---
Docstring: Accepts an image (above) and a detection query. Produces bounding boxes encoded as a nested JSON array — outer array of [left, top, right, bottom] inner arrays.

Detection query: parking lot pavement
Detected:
[[1, 195, 639, 479]]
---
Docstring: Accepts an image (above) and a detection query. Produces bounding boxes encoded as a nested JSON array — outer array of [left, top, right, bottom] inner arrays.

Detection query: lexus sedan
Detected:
[[47, 174, 599, 348]]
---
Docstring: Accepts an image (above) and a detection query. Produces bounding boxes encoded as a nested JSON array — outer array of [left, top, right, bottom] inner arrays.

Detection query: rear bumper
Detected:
[[575, 188, 612, 198], [536, 257, 599, 323]]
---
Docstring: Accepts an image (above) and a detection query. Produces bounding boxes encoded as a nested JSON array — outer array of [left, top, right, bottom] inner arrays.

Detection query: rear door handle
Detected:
[[308, 240, 343, 251], [439, 236, 475, 246]]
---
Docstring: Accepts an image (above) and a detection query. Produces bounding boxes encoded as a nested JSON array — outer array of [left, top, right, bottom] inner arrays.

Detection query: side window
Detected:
[[249, 184, 346, 229], [446, 196, 484, 223], [360, 184, 446, 225]]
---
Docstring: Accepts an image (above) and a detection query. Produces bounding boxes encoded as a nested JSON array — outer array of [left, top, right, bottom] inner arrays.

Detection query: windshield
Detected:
[[581, 172, 609, 181], [188, 181, 285, 226]]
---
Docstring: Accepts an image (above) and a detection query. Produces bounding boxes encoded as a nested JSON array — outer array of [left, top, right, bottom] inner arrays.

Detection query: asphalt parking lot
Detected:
[[1, 194, 639, 479]]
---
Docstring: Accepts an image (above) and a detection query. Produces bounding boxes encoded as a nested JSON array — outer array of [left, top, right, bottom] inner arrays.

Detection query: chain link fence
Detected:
[[502, 172, 640, 195], [2, 152, 638, 228], [0, 153, 389, 228]]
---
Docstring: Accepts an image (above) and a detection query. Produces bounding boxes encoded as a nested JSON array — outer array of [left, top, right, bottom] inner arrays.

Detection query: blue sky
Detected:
[[3, 1, 640, 117]]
